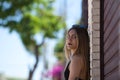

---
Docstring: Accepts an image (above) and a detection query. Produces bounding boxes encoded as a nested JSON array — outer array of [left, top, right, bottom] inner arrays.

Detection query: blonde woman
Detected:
[[64, 25, 89, 80]]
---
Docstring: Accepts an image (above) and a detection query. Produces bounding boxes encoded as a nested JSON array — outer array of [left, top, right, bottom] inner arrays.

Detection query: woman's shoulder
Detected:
[[71, 55, 84, 67], [71, 55, 82, 64], [72, 54, 82, 61], [69, 55, 83, 77]]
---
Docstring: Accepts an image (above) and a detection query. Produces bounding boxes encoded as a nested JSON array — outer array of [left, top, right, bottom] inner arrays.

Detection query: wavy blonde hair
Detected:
[[64, 25, 90, 80]]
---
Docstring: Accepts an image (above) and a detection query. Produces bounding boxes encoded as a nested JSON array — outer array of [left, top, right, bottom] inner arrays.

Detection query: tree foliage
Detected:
[[0, 0, 66, 79], [0, 0, 66, 53], [54, 38, 65, 61]]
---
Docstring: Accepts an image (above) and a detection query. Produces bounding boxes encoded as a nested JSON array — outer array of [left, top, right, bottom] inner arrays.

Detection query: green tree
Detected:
[[0, 0, 66, 80], [54, 38, 65, 62], [54, 26, 67, 63]]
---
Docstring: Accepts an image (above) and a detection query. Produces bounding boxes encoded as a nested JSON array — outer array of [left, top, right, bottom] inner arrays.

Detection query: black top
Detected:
[[64, 61, 82, 80], [64, 61, 70, 80]]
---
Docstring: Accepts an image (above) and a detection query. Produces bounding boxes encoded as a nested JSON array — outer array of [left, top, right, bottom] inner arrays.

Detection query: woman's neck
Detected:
[[70, 49, 76, 60], [71, 49, 76, 55]]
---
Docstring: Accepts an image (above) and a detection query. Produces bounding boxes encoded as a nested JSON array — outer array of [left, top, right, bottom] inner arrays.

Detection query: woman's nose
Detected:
[[67, 38, 72, 42], [67, 36, 72, 40]]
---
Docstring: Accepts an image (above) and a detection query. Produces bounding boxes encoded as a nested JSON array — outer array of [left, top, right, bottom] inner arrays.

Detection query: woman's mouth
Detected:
[[68, 43, 72, 45]]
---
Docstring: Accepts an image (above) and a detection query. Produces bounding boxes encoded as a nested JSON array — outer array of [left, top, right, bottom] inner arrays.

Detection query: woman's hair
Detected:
[[64, 24, 90, 80]]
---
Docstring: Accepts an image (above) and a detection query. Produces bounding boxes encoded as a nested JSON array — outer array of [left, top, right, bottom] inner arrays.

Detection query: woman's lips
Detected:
[[68, 43, 72, 45]]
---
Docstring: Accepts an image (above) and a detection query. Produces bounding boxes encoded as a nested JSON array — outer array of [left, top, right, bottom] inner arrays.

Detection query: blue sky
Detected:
[[0, 28, 29, 78], [0, 0, 82, 80]]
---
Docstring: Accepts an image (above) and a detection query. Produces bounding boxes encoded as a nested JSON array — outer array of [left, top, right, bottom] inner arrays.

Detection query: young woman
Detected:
[[64, 24, 90, 80]]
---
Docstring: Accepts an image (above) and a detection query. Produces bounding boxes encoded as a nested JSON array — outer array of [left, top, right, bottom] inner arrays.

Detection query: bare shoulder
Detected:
[[70, 55, 83, 69], [69, 55, 82, 79], [71, 55, 82, 63]]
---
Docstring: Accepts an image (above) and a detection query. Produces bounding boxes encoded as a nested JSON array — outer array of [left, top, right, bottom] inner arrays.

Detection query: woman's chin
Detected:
[[67, 46, 71, 50], [67, 46, 73, 50]]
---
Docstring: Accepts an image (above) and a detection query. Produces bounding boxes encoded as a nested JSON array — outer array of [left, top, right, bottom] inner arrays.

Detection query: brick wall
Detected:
[[88, 0, 100, 80]]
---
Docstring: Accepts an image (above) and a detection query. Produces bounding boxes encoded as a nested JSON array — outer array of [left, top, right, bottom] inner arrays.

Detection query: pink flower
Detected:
[[51, 65, 64, 77]]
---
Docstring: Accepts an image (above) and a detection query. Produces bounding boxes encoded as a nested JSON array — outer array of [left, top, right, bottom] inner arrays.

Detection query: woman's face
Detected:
[[66, 29, 78, 50]]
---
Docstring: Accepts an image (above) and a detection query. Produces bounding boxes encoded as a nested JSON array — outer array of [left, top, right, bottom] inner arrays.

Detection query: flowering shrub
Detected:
[[44, 62, 64, 80]]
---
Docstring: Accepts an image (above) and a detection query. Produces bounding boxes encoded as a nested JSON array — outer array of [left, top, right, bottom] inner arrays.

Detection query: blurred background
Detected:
[[0, 0, 83, 80]]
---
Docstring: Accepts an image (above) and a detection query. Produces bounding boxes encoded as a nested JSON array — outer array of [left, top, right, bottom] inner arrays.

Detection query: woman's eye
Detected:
[[73, 36, 76, 39], [66, 35, 77, 40], [74, 36, 76, 38]]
